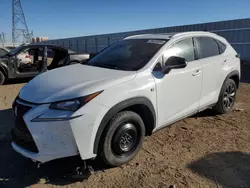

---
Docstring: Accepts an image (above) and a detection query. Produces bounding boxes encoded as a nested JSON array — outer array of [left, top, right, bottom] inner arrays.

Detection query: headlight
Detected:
[[49, 91, 103, 111]]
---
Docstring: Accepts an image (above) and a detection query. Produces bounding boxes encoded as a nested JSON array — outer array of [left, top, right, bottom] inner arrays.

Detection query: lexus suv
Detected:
[[11, 32, 240, 166]]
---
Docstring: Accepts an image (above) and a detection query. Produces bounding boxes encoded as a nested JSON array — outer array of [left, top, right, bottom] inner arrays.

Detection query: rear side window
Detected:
[[215, 40, 226, 54], [164, 38, 195, 62], [195, 37, 220, 59]]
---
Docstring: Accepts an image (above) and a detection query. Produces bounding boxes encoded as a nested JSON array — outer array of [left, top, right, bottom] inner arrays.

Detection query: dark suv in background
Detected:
[[0, 44, 90, 85]]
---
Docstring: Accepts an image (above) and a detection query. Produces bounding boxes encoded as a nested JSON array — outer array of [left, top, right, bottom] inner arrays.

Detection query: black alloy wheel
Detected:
[[213, 79, 237, 114], [223, 82, 236, 109]]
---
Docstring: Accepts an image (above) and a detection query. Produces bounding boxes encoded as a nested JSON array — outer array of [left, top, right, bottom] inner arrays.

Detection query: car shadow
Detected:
[[188, 108, 218, 119], [0, 109, 112, 187], [0, 142, 112, 188], [0, 109, 15, 143], [193, 109, 218, 118], [187, 151, 250, 188]]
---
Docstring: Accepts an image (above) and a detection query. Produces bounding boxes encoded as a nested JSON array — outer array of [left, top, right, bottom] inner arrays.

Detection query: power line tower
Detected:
[[12, 0, 33, 43]]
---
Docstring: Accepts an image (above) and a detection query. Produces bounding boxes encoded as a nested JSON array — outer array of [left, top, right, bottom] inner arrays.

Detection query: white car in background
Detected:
[[11, 31, 240, 167], [16, 49, 32, 64]]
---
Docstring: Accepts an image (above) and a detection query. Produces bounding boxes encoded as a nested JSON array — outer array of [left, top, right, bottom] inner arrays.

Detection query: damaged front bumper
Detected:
[[11, 98, 106, 163]]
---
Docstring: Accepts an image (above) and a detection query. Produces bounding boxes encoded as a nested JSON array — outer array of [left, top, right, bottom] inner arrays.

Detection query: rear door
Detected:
[[194, 37, 225, 110]]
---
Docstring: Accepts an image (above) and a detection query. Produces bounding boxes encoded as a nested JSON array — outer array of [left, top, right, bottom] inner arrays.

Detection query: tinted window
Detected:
[[87, 39, 167, 71], [215, 40, 226, 54], [0, 49, 8, 56], [164, 38, 195, 62], [195, 37, 220, 59]]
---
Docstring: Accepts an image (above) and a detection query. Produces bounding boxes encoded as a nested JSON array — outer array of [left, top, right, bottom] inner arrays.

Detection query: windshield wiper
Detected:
[[98, 63, 120, 69], [88, 63, 129, 70]]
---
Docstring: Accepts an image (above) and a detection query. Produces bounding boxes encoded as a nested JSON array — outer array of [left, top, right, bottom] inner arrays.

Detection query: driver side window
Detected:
[[163, 38, 195, 63]]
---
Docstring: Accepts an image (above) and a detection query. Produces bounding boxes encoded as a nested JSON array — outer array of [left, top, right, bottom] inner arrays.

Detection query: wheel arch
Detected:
[[93, 97, 156, 154], [217, 70, 240, 101], [0, 64, 8, 77], [223, 70, 240, 89]]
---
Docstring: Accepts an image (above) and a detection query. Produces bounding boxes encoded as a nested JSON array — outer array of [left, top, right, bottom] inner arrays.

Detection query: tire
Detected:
[[99, 111, 145, 167], [0, 71, 5, 85], [213, 79, 237, 114]]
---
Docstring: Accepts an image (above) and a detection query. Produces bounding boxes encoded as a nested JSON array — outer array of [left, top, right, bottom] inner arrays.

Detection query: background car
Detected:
[[0, 47, 15, 56], [1, 46, 32, 64], [0, 44, 90, 85]]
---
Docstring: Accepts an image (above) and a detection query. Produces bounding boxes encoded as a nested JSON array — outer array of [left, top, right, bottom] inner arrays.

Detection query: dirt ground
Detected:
[[0, 65, 250, 188]]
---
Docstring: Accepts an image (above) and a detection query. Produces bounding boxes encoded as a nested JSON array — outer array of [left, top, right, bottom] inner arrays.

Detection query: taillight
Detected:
[[25, 55, 31, 59]]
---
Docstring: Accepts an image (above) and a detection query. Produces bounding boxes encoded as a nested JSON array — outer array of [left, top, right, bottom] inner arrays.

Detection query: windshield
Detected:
[[8, 44, 26, 56], [86, 39, 167, 71]]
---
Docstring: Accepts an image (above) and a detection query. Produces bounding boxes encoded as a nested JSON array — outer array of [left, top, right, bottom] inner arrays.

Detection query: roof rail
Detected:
[[172, 31, 215, 37], [124, 34, 154, 39], [125, 32, 177, 39], [155, 32, 179, 35]]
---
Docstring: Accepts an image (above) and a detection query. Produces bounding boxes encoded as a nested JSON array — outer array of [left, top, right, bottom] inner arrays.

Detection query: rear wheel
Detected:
[[213, 79, 237, 114], [99, 111, 145, 167], [0, 71, 5, 85]]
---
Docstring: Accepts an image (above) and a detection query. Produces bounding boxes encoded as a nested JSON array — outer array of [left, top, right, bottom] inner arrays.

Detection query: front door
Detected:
[[153, 38, 203, 127], [11, 47, 45, 78]]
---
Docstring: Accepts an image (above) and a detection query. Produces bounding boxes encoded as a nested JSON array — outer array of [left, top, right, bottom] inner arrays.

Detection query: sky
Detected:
[[0, 0, 250, 42]]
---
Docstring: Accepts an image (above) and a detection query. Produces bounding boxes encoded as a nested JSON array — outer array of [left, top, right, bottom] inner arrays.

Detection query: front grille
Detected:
[[11, 102, 38, 153]]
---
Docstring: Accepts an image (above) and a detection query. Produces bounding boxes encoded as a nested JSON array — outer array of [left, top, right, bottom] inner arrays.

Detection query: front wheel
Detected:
[[0, 71, 5, 85], [99, 111, 145, 167], [213, 79, 237, 114]]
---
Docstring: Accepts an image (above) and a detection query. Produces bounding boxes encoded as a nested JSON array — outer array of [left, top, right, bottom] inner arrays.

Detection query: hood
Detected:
[[19, 64, 136, 103]]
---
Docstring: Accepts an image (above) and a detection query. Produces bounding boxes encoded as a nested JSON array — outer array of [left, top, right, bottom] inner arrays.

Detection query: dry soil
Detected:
[[0, 65, 250, 188]]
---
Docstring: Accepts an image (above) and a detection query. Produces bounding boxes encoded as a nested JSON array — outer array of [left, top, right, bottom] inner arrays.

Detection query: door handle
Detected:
[[192, 69, 202, 76]]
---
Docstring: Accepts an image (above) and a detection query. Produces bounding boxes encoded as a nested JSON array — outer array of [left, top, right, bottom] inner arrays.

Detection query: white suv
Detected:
[[11, 32, 240, 166]]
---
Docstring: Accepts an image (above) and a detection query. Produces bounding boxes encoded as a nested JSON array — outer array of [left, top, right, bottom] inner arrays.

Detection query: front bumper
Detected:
[[11, 98, 109, 163]]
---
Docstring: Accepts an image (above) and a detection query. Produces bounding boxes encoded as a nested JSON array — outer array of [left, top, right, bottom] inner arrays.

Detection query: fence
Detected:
[[40, 18, 250, 61]]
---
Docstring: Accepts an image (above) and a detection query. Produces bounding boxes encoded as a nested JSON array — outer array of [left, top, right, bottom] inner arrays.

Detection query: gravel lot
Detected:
[[0, 65, 250, 188]]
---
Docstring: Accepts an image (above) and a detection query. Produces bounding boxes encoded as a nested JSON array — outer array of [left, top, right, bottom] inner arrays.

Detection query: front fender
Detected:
[[93, 97, 156, 154]]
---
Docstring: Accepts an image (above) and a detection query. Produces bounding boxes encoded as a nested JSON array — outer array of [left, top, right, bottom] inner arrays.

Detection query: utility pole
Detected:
[[0, 32, 6, 44], [12, 0, 33, 43]]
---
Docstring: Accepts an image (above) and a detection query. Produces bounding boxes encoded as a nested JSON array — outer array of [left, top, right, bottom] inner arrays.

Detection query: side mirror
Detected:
[[162, 56, 187, 74]]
